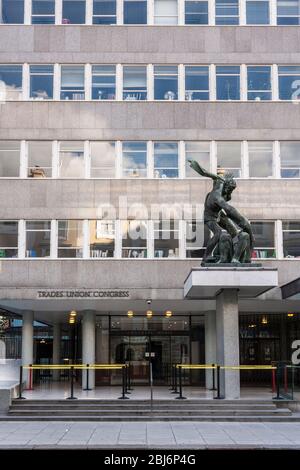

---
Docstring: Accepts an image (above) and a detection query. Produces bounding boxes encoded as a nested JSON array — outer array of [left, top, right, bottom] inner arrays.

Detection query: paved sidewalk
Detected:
[[0, 421, 300, 449]]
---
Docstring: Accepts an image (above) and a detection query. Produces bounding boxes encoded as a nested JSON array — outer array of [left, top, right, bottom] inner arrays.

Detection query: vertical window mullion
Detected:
[[240, 0, 246, 24], [23, 63, 29, 100], [179, 220, 185, 259], [241, 64, 247, 101], [209, 64, 216, 101], [272, 64, 279, 101], [117, 0, 123, 24], [50, 220, 58, 259], [179, 140, 185, 178], [56, 0, 63, 24], [24, 0, 31, 24], [147, 141, 154, 178], [85, 63, 92, 100], [148, 0, 154, 24], [270, 0, 277, 25], [208, 0, 215, 24], [178, 64, 185, 101], [18, 220, 26, 259], [241, 140, 249, 178], [84, 140, 90, 178], [147, 64, 154, 101], [86, 0, 93, 24], [116, 64, 123, 100], [276, 219, 283, 259], [116, 141, 122, 178], [273, 140, 281, 178], [20, 140, 27, 178], [148, 220, 154, 258], [178, 0, 185, 24], [52, 141, 59, 178], [83, 219, 90, 259], [53, 64, 60, 100], [115, 220, 122, 258]]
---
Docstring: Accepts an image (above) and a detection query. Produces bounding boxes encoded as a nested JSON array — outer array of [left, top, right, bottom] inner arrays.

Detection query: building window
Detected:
[[186, 220, 210, 258], [122, 220, 147, 258], [28, 141, 52, 177], [154, 66, 178, 100], [154, 0, 178, 24], [58, 220, 83, 258], [277, 0, 300, 25], [1, 0, 24, 23], [90, 141, 115, 177], [185, 142, 210, 177], [185, 66, 209, 101], [185, 0, 208, 24], [215, 0, 239, 25], [25, 221, 51, 258], [0, 141, 20, 177], [0, 65, 23, 101], [246, 0, 269, 24], [92, 65, 115, 100], [0, 221, 18, 258], [280, 142, 300, 177], [154, 220, 179, 258], [216, 66, 240, 100], [89, 220, 115, 257], [62, 0, 86, 24], [122, 142, 147, 178], [154, 142, 178, 178], [30, 65, 54, 100], [124, 0, 147, 23], [251, 221, 276, 259], [93, 0, 116, 24], [60, 66, 85, 100], [278, 66, 300, 101], [282, 222, 300, 258], [247, 66, 272, 101], [123, 66, 147, 101], [59, 141, 85, 177], [216, 142, 241, 178], [31, 0, 55, 24], [248, 142, 273, 177]]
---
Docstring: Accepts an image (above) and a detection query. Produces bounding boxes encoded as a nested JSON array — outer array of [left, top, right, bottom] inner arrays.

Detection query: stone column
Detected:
[[216, 289, 240, 399], [52, 323, 61, 381], [21, 311, 34, 388], [82, 311, 96, 389], [205, 312, 216, 389]]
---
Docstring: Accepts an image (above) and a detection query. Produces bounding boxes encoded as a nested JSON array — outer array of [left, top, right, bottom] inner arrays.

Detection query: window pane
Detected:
[[215, 0, 239, 25], [251, 221, 276, 259], [246, 1, 269, 24], [124, 0, 147, 23], [122, 142, 147, 177], [61, 66, 85, 100], [185, 142, 210, 177], [278, 66, 300, 101], [123, 66, 147, 101], [0, 66, 23, 101], [1, 0, 24, 23], [59, 141, 85, 177], [93, 0, 116, 24], [154, 0, 178, 24], [90, 220, 115, 257], [185, 1, 208, 24], [248, 142, 273, 177], [58, 220, 83, 258], [216, 142, 241, 177], [32, 0, 55, 24], [0, 221, 18, 258], [216, 66, 240, 100], [283, 222, 300, 258], [92, 65, 115, 100], [247, 66, 271, 101], [0, 141, 20, 177], [186, 220, 210, 258], [62, 0, 86, 23], [154, 66, 178, 100], [26, 221, 51, 258], [28, 141, 52, 177], [280, 142, 300, 177], [154, 142, 178, 178], [90, 141, 115, 177], [122, 220, 147, 258], [277, 0, 300, 25], [185, 66, 209, 101], [154, 220, 179, 258], [30, 65, 53, 100]]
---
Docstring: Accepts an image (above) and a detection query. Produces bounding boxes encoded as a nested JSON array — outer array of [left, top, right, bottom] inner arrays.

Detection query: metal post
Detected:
[[127, 363, 133, 391], [171, 365, 178, 393], [149, 361, 153, 411], [67, 366, 77, 400], [214, 365, 223, 399], [175, 366, 186, 399], [17, 365, 26, 400], [118, 366, 129, 399], [125, 364, 131, 394], [83, 364, 92, 391], [273, 365, 283, 400], [209, 364, 217, 391]]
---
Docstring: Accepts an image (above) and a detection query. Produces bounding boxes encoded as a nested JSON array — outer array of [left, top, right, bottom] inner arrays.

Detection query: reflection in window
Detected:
[[122, 142, 147, 177], [185, 142, 210, 177], [59, 141, 85, 177], [0, 141, 20, 177], [62, 0, 86, 24], [28, 141, 52, 177], [248, 142, 273, 177], [0, 221, 18, 258], [1, 0, 24, 23], [186, 220, 210, 258], [90, 220, 115, 257], [216, 66, 240, 100], [123, 66, 147, 101], [92, 65, 115, 100], [246, 0, 269, 24], [154, 66, 178, 100], [280, 142, 300, 177], [277, 0, 300, 25], [122, 220, 147, 258], [25, 221, 51, 258], [124, 0, 147, 23], [61, 66, 85, 100], [90, 141, 115, 177], [282, 221, 300, 258], [278, 66, 300, 101], [58, 220, 83, 258], [215, 0, 239, 25], [185, 0, 208, 24], [32, 0, 55, 24], [93, 0, 116, 24], [154, 0, 178, 24], [251, 221, 276, 259], [247, 66, 271, 101], [154, 220, 179, 258], [154, 142, 178, 178], [185, 66, 209, 101], [216, 142, 241, 178], [30, 65, 53, 100], [0, 66, 23, 101]]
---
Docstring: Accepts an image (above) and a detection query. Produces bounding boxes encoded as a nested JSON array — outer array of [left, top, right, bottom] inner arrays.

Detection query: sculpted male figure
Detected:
[[188, 160, 254, 265]]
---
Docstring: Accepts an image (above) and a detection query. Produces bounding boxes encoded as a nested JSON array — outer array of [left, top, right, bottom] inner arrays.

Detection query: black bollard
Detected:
[[67, 366, 77, 400], [118, 366, 129, 399], [17, 365, 26, 400], [175, 366, 186, 400], [209, 364, 217, 391], [83, 364, 92, 391]]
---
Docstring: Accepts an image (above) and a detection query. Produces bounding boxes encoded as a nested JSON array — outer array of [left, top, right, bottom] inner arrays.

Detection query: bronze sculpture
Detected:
[[188, 160, 254, 266]]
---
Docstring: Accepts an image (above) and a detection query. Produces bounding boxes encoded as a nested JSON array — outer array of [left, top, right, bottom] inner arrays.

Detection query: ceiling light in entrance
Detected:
[[127, 310, 134, 318], [146, 310, 153, 318], [287, 313, 295, 317], [165, 310, 172, 318], [70, 310, 77, 317]]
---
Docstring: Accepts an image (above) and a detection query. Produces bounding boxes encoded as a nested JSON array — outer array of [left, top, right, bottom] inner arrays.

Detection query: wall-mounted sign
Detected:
[[37, 290, 130, 299]]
